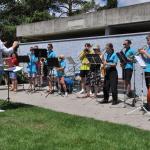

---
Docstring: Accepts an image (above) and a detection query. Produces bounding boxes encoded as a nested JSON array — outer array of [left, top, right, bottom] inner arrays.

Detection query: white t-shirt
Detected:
[[0, 40, 13, 67]]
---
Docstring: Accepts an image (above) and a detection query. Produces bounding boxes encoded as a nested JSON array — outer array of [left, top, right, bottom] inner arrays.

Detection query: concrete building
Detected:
[[17, 2, 150, 41], [17, 3, 150, 95]]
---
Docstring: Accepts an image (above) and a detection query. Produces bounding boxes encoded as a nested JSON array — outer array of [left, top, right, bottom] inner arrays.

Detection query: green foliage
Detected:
[[0, 0, 118, 42], [27, 11, 54, 23], [0, 25, 16, 46], [81, 0, 97, 13], [54, 0, 87, 16], [107, 0, 118, 9]]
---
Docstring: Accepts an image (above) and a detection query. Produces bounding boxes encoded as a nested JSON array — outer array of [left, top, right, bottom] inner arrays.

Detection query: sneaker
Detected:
[[90, 91, 92, 95], [65, 92, 68, 97], [0, 109, 5, 112], [58, 90, 61, 95], [112, 101, 119, 105], [79, 89, 84, 94], [100, 99, 108, 104]]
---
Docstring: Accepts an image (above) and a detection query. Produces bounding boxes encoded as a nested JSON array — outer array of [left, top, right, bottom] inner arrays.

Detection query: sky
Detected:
[[91, 0, 150, 7]]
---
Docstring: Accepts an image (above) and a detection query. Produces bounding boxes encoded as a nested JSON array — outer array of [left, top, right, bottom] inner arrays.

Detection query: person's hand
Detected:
[[139, 49, 146, 54], [120, 63, 123, 67], [103, 61, 107, 66]]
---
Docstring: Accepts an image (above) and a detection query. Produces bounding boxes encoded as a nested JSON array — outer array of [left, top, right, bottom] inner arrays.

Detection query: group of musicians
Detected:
[[79, 35, 150, 110], [26, 44, 68, 96], [1, 35, 150, 110]]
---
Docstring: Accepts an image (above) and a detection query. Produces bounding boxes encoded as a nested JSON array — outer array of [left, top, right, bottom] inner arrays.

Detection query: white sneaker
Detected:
[[79, 89, 84, 94], [65, 92, 68, 97], [90, 91, 92, 95], [0, 109, 5, 112]]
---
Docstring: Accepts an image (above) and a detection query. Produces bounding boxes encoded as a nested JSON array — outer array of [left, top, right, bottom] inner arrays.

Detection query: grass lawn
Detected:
[[0, 100, 150, 150]]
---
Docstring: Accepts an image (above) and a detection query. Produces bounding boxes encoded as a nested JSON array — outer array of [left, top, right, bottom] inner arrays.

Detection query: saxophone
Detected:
[[40, 57, 45, 76], [101, 49, 107, 77]]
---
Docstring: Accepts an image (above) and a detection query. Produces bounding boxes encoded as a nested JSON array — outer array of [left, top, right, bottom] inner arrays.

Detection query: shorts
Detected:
[[85, 70, 101, 86], [57, 76, 65, 84], [0, 67, 4, 75], [80, 70, 89, 78], [28, 73, 36, 78], [9, 72, 17, 79], [145, 72, 150, 89], [122, 69, 133, 81]]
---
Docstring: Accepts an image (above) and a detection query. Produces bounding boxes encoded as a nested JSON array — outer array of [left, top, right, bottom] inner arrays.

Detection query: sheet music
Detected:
[[66, 56, 76, 65], [4, 66, 23, 72], [135, 56, 147, 68], [13, 66, 23, 72]]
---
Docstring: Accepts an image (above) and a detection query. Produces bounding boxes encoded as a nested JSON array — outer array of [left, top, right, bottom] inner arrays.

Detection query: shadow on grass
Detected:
[[0, 101, 33, 111]]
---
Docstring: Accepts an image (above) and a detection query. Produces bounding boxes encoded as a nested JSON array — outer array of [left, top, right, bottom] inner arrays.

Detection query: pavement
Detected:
[[0, 84, 150, 131]]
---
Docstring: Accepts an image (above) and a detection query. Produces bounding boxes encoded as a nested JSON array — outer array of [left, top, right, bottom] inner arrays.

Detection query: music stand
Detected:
[[126, 56, 150, 115], [34, 49, 47, 58], [116, 51, 130, 107], [46, 58, 60, 97], [47, 58, 60, 68], [18, 56, 30, 63], [66, 56, 76, 74], [4, 67, 16, 103], [66, 57, 79, 93], [86, 54, 102, 64]]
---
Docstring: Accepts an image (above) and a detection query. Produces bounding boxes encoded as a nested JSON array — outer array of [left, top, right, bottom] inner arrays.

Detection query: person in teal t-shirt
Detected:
[[100, 43, 118, 105], [139, 35, 150, 111], [122, 40, 136, 97], [56, 55, 68, 97]]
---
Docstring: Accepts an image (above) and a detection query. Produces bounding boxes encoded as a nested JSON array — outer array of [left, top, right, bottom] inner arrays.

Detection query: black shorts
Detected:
[[80, 70, 89, 78], [122, 69, 133, 81], [145, 72, 150, 89]]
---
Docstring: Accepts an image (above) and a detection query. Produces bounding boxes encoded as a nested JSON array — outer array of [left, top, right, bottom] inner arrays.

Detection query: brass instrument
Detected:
[[100, 49, 107, 77], [39, 57, 46, 76], [136, 45, 148, 57], [126, 45, 148, 61]]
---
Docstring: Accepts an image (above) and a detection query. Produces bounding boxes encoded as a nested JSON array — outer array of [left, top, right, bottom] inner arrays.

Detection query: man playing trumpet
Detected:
[[79, 43, 94, 94]]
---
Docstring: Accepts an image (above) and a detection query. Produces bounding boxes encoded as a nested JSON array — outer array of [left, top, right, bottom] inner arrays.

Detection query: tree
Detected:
[[107, 0, 118, 9], [55, 0, 87, 16], [81, 0, 98, 13], [97, 0, 117, 11]]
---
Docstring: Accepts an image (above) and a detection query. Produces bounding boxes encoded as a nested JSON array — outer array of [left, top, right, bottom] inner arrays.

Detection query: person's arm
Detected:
[[79, 50, 87, 60], [140, 49, 150, 58], [104, 55, 118, 67], [56, 61, 66, 72], [0, 40, 18, 54]]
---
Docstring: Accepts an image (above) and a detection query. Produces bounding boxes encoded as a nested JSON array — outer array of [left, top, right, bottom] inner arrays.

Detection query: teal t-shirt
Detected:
[[142, 47, 150, 72], [124, 48, 136, 69]]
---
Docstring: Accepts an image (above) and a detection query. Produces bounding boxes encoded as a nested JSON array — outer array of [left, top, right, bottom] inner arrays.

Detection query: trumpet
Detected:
[[127, 45, 148, 60], [136, 45, 148, 55]]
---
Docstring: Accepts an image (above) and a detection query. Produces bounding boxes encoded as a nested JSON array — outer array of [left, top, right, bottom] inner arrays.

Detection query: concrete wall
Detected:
[[18, 32, 150, 96], [17, 2, 150, 38]]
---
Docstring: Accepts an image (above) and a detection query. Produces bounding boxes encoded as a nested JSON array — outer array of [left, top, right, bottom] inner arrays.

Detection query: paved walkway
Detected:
[[0, 84, 150, 131]]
